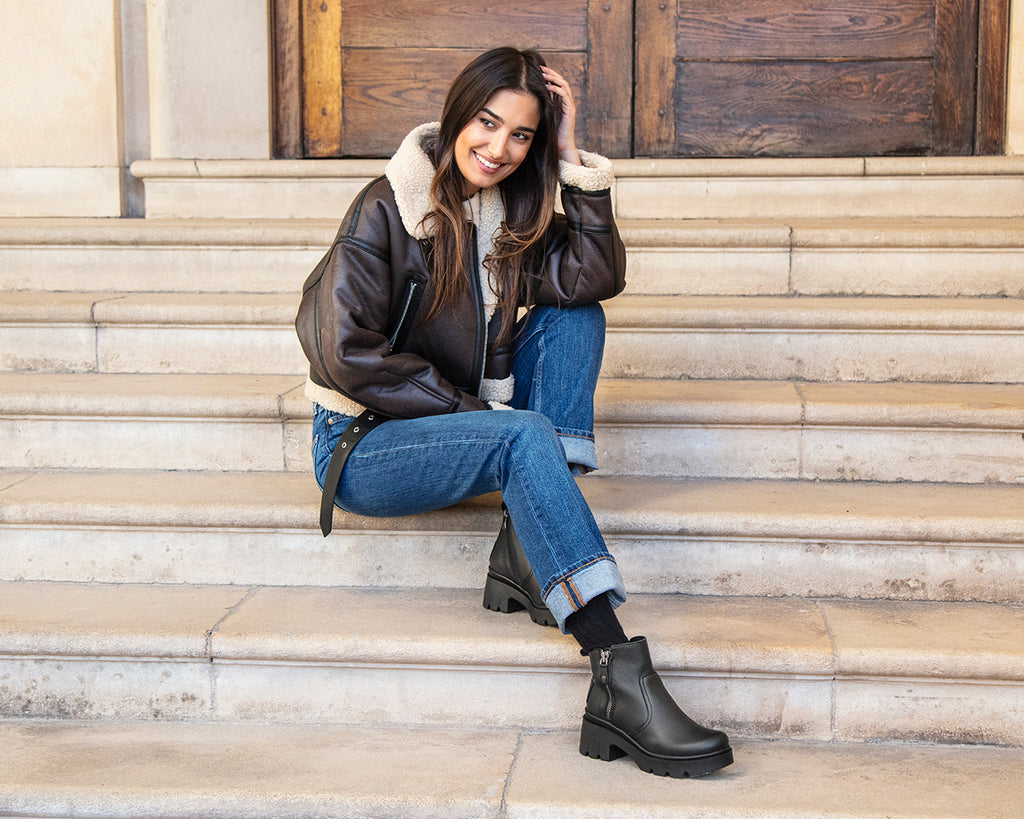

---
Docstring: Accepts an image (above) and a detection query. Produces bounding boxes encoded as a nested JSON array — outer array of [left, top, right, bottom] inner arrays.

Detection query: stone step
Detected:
[[603, 295, 1024, 382], [4, 373, 1024, 483], [2, 216, 1022, 298], [130, 156, 1024, 220], [2, 581, 1022, 747], [2, 721, 1020, 819], [4, 291, 1023, 382], [3, 469, 1022, 603]]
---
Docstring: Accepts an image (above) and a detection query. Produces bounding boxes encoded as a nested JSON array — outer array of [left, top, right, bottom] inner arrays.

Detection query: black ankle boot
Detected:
[[482, 506, 556, 627], [579, 636, 734, 778]]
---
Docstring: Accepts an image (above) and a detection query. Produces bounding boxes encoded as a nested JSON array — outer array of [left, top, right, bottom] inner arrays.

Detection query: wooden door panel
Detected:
[[673, 61, 933, 156], [673, 1, 935, 59], [274, 0, 630, 159], [341, 0, 588, 49], [636, 0, 997, 156]]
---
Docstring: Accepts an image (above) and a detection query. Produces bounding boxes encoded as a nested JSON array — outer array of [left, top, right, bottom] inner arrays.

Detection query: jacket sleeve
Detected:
[[531, 150, 627, 306], [296, 181, 488, 418]]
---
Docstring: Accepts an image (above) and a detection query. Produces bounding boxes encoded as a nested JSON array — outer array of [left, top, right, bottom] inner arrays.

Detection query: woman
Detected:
[[295, 47, 733, 779]]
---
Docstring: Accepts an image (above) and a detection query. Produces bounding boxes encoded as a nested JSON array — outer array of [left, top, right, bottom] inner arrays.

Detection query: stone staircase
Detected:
[[1, 157, 1023, 817]]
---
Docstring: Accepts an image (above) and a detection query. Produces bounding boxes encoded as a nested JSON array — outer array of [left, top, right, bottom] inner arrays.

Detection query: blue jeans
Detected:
[[312, 303, 626, 631]]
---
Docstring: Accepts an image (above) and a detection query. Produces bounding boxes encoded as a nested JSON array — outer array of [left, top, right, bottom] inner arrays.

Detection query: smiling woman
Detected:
[[294, 46, 734, 780]]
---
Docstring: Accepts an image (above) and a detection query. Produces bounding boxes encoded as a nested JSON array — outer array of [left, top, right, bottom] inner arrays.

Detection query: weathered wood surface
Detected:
[[976, 0, 1011, 154], [674, 0, 935, 59], [302, 0, 343, 157], [271, 0, 302, 158], [339, 0, 588, 48], [673, 61, 933, 157]]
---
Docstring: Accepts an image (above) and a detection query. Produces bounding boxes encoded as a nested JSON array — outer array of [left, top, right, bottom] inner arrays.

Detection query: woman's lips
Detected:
[[474, 151, 503, 173]]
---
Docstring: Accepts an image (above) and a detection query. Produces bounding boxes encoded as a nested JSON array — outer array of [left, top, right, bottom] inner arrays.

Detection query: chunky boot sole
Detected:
[[579, 714, 734, 778], [482, 572, 557, 627]]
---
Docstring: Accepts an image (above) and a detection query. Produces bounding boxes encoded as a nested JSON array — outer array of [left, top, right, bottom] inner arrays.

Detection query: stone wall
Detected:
[[0, 0, 123, 216]]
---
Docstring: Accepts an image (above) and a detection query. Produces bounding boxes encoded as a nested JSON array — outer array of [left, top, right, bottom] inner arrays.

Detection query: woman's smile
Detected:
[[474, 152, 502, 171]]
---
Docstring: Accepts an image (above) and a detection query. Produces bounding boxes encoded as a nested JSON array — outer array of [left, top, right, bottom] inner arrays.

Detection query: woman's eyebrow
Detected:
[[482, 107, 537, 133]]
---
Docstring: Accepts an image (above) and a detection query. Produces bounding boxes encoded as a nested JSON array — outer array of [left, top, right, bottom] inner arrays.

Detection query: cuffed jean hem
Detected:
[[543, 556, 627, 634], [558, 432, 598, 474]]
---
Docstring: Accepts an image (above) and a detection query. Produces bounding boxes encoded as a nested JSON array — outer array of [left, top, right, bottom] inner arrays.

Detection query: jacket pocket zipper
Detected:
[[388, 278, 423, 352]]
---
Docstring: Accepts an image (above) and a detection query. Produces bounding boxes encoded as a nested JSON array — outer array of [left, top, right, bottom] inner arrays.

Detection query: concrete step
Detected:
[[3, 469, 1022, 603], [4, 291, 1024, 381], [2, 721, 1020, 819], [2, 216, 1022, 297], [130, 156, 1024, 220], [2, 581, 1023, 748], [4, 374, 1024, 483]]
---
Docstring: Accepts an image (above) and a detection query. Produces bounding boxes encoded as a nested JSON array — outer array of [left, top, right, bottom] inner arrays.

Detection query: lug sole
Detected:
[[579, 714, 734, 778], [482, 572, 558, 628]]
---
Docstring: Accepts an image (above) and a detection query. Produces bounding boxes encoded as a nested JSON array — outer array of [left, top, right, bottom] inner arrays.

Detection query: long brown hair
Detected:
[[423, 47, 563, 343]]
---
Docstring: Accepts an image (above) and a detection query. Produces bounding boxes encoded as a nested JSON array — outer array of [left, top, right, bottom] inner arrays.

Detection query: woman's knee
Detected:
[[500, 409, 561, 451]]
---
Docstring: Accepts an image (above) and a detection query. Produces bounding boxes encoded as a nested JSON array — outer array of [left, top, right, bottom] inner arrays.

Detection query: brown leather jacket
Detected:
[[295, 127, 626, 421]]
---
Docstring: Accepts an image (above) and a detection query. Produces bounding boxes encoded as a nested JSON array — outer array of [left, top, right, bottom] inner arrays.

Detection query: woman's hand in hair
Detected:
[[541, 66, 581, 166]]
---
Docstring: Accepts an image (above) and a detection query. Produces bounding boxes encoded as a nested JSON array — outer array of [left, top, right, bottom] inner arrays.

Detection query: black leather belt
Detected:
[[319, 408, 389, 536]]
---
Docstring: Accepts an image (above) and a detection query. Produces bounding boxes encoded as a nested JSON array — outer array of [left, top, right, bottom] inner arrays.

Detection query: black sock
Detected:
[[565, 592, 628, 655]]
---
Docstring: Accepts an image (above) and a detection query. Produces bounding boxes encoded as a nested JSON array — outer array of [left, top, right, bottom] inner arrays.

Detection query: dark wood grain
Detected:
[[584, 0, 633, 156], [340, 0, 587, 49], [933, 0, 978, 155], [675, 0, 936, 59], [976, 0, 1010, 154], [673, 61, 933, 156], [635, 0, 679, 156], [271, 0, 302, 158]]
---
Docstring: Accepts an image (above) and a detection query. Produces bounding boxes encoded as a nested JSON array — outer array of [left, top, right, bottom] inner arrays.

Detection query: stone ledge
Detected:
[[3, 469, 1024, 545], [1, 585, 1022, 744], [3, 215, 1022, 248], [1, 581, 1021, 686], [131, 156, 1024, 180], [6, 291, 1024, 330], [6, 373, 1024, 430], [3, 723, 1020, 818]]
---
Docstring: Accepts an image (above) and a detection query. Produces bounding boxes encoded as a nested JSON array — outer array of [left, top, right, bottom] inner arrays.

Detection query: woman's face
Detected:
[[454, 88, 541, 197]]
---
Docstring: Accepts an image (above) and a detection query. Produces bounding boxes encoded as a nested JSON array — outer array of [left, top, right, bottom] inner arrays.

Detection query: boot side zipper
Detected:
[[599, 649, 613, 720]]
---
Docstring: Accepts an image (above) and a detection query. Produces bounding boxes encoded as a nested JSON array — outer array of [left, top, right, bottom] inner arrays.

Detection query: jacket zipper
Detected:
[[388, 279, 421, 352], [469, 225, 486, 396]]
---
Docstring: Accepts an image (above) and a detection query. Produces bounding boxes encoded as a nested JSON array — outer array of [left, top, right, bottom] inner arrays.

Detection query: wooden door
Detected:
[[635, 0, 1010, 156], [272, 0, 632, 158], [273, 1, 1009, 158]]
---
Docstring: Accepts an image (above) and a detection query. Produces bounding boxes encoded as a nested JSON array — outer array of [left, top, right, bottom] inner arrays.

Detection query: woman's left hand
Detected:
[[542, 66, 581, 166]]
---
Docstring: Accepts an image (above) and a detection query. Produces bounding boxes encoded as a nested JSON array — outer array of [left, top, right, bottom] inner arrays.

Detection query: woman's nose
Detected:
[[487, 132, 507, 158]]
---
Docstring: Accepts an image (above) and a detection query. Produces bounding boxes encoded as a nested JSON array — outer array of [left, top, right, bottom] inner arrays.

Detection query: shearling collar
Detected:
[[384, 122, 504, 247]]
